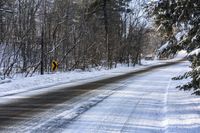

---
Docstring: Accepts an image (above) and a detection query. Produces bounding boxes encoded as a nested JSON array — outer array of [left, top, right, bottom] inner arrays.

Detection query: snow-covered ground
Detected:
[[39, 61, 200, 133], [12, 60, 199, 133], [60, 61, 196, 133]]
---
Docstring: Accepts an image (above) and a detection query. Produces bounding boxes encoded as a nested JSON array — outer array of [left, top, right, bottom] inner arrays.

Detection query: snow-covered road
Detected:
[[60, 61, 200, 133], [1, 60, 200, 133]]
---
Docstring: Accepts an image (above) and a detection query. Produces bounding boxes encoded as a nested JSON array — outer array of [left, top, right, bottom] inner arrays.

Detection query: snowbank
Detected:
[[0, 60, 162, 97]]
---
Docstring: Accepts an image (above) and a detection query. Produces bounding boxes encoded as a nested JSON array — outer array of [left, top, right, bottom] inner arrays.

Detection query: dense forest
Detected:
[[0, 0, 161, 79]]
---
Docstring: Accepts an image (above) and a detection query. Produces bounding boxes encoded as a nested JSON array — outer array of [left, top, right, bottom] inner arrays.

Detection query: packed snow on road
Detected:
[[7, 60, 198, 133], [58, 61, 200, 133]]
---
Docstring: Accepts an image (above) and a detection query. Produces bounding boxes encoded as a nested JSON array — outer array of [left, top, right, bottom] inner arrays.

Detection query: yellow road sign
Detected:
[[52, 60, 58, 71]]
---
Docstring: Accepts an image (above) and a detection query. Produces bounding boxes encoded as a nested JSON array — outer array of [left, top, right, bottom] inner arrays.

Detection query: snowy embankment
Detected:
[[0, 61, 157, 97], [0, 52, 186, 97]]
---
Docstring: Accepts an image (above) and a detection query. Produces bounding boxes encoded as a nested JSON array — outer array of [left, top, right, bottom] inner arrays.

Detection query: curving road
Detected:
[[1, 59, 199, 133]]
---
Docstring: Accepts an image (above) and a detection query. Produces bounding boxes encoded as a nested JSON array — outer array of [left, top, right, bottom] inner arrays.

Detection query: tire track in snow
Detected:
[[162, 78, 171, 133], [119, 92, 153, 133]]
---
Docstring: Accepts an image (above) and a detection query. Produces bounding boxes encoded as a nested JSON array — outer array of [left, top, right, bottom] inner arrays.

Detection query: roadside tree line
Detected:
[[0, 0, 160, 78]]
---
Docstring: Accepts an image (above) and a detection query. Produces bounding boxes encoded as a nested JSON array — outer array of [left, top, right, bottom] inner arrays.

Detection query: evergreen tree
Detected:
[[148, 0, 200, 95]]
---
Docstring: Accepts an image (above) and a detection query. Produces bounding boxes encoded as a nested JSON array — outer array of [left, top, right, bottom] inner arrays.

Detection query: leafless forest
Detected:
[[0, 0, 161, 79]]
